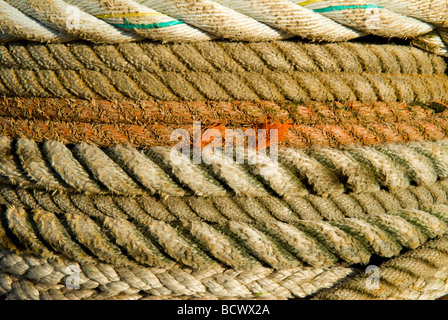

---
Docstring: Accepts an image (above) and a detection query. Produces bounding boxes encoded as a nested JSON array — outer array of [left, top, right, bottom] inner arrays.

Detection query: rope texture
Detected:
[[0, 250, 356, 300], [314, 233, 448, 300], [0, 0, 445, 47], [1, 41, 448, 102], [1, 180, 448, 298], [2, 136, 448, 197], [0, 98, 447, 148]]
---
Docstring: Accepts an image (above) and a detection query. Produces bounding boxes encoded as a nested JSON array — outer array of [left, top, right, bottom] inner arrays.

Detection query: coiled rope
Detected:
[[2, 137, 448, 196], [1, 41, 448, 102], [0, 98, 447, 148], [0, 0, 443, 44]]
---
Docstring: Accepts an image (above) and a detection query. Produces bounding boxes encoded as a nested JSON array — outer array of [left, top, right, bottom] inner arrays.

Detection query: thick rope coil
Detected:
[[1, 41, 445, 75], [313, 233, 448, 300], [1, 136, 448, 197], [1, 41, 448, 102], [1, 179, 448, 270], [0, 98, 447, 149], [0, 250, 357, 300], [0, 0, 444, 49]]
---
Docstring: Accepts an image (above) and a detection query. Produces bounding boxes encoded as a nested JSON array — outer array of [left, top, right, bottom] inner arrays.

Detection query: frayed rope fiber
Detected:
[[1, 41, 448, 102], [0, 98, 447, 148], [2, 136, 448, 196], [0, 0, 445, 46]]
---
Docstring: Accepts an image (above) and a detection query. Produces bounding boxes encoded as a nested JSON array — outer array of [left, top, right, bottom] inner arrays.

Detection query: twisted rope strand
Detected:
[[313, 233, 448, 300], [1, 178, 448, 269], [1, 137, 448, 197], [0, 0, 445, 51], [0, 250, 357, 300]]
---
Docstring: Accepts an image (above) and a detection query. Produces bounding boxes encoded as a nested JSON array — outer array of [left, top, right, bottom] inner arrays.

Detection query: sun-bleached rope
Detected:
[[0, 182, 448, 284], [0, 250, 357, 300], [2, 136, 448, 197], [0, 137, 448, 196], [313, 233, 448, 300], [4, 137, 448, 196], [1, 40, 447, 102], [0, 0, 441, 44], [0, 186, 447, 267]]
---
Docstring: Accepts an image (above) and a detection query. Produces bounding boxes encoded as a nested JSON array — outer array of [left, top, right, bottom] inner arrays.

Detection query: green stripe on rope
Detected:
[[313, 4, 382, 13], [112, 19, 184, 29]]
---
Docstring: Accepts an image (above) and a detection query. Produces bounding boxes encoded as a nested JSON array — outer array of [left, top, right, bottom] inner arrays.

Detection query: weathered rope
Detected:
[[0, 0, 444, 47], [1, 137, 448, 197], [0, 99, 447, 148], [0, 250, 357, 300], [1, 98, 448, 127], [1, 180, 448, 270], [1, 41, 448, 102], [313, 233, 448, 300], [2, 41, 445, 75]]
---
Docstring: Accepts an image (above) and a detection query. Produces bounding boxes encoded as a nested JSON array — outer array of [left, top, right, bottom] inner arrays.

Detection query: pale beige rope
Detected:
[[313, 232, 448, 300], [413, 30, 448, 57], [0, 0, 443, 46], [1, 199, 448, 299], [1, 181, 448, 269], [0, 250, 357, 300], [295, 0, 433, 39], [3, 137, 448, 197]]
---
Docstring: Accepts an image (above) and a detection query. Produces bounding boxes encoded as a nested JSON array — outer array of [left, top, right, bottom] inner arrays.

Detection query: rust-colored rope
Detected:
[[0, 98, 446, 148]]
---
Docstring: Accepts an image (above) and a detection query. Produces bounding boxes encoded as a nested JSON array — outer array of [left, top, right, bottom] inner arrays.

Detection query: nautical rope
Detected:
[[1, 99, 447, 127], [0, 0, 444, 46], [1, 41, 445, 75], [2, 136, 448, 197], [1, 180, 448, 269], [1, 41, 448, 102], [313, 233, 448, 300], [0, 250, 357, 300], [0, 98, 447, 148]]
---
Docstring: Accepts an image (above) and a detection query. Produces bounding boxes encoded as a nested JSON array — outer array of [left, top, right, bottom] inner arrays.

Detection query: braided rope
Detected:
[[0, 0, 444, 47]]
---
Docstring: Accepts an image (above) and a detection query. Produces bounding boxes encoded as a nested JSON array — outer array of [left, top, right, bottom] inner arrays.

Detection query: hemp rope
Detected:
[[1, 41, 448, 102], [1, 136, 448, 197], [0, 250, 357, 300], [2, 41, 445, 75], [0, 0, 441, 44], [0, 98, 447, 148], [313, 233, 448, 300], [1, 182, 448, 298], [1, 159, 448, 268]]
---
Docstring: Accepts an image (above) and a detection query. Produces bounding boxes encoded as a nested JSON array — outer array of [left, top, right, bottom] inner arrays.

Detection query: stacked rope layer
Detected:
[[0, 98, 447, 148], [2, 136, 448, 197], [1, 41, 448, 102], [2, 180, 448, 268], [0, 0, 446, 49], [0, 250, 358, 300], [313, 233, 448, 300], [2, 178, 448, 298]]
